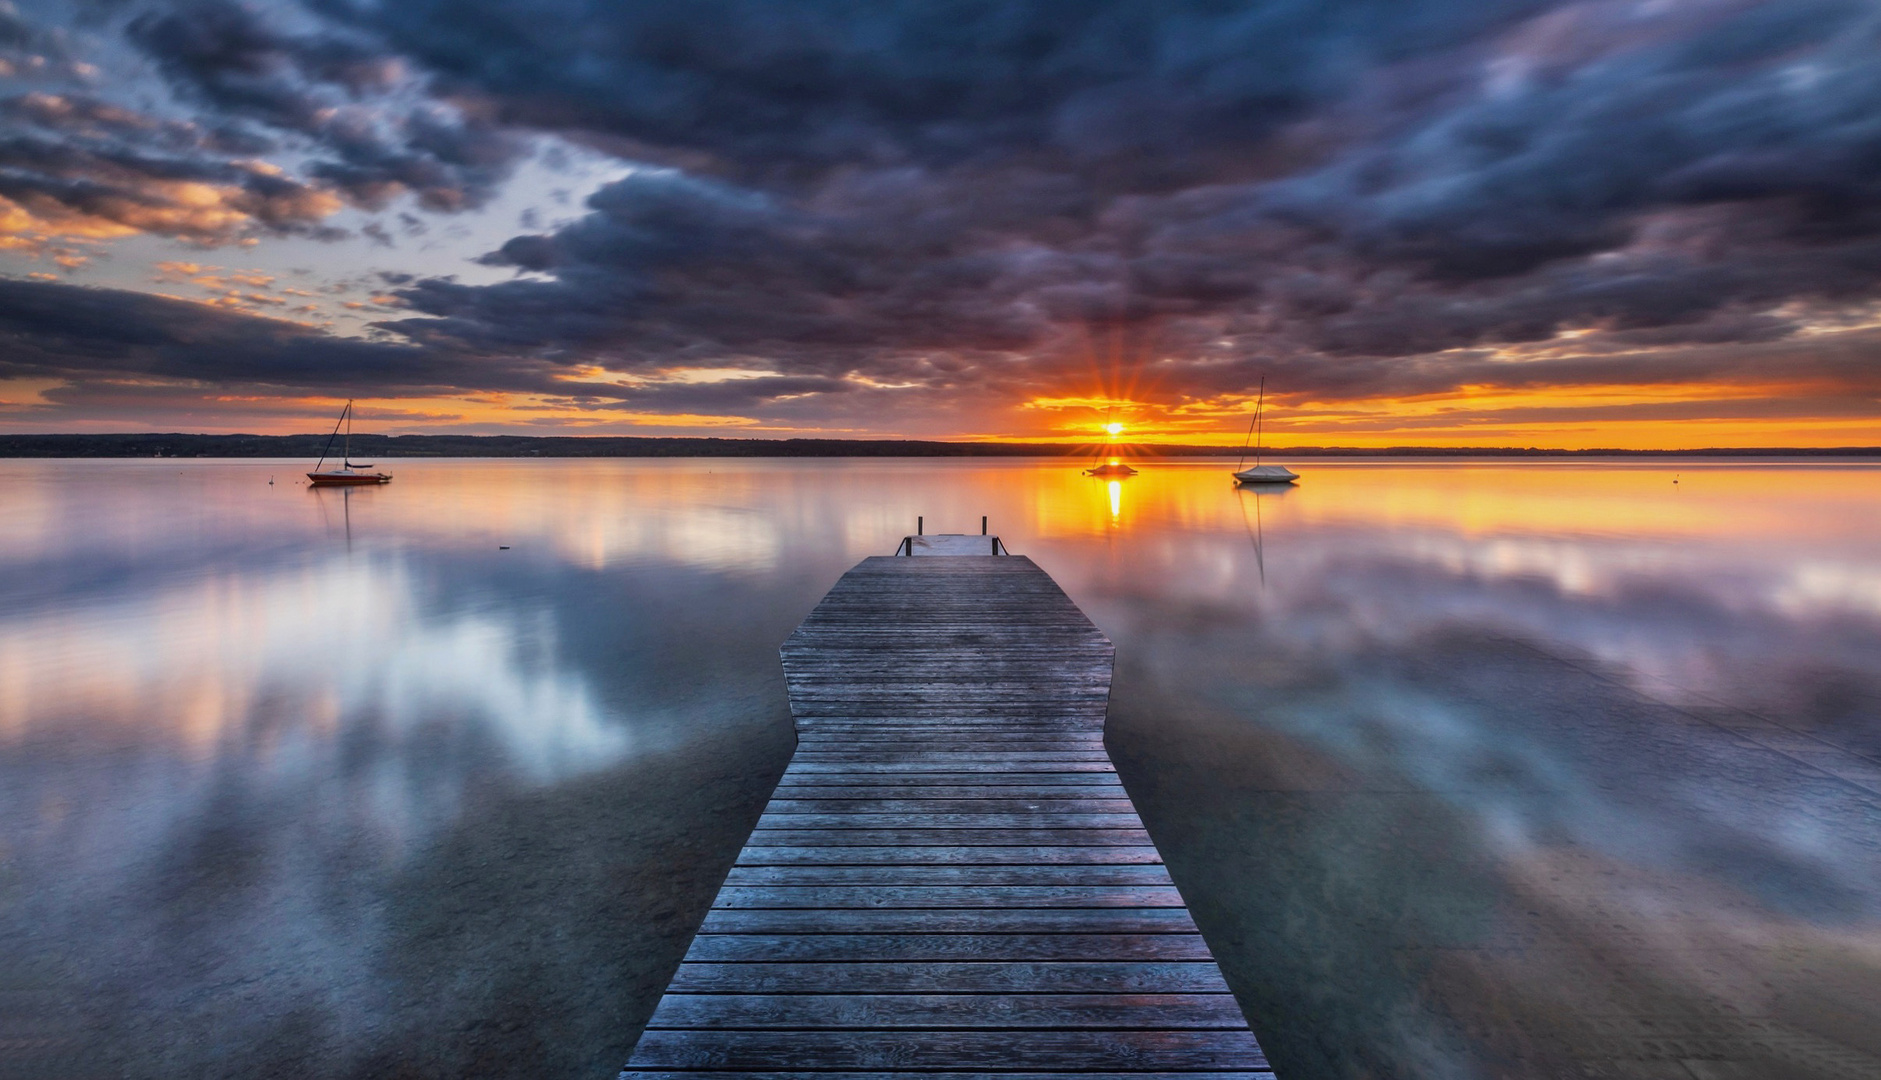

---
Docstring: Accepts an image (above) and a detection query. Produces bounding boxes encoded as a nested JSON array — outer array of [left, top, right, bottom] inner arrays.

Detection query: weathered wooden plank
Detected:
[[753, 813, 1147, 830], [786, 752, 1106, 760], [797, 719, 1095, 727], [722, 864, 1175, 887], [787, 677, 1112, 686], [764, 799, 1139, 813], [627, 1029, 1267, 1069], [789, 680, 1108, 688], [780, 765, 1121, 777], [743, 828, 1154, 846], [788, 660, 1108, 668], [769, 788, 1127, 800], [786, 752, 1120, 762], [680, 934, 1218, 963], [786, 752, 1116, 764], [787, 635, 1108, 644], [768, 787, 1129, 800], [784, 688, 1113, 697], [782, 761, 1118, 773], [795, 716, 1108, 726], [622, 1072, 1273, 1080], [788, 630, 1106, 639], [787, 738, 1103, 746], [711, 885, 1189, 909], [645, 993, 1248, 1030], [624, 1076, 1271, 1080], [790, 704, 1111, 712], [771, 778, 1121, 797], [666, 960, 1231, 993], [792, 721, 1102, 730], [698, 908, 1202, 934], [788, 633, 1107, 642], [731, 845, 1165, 866], [790, 672, 1110, 679], [790, 737, 1106, 745], [799, 712, 1103, 719], [794, 739, 1110, 750]]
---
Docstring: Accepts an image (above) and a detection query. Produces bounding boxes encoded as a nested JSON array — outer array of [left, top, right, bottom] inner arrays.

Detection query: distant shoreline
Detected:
[[0, 434, 1877, 459]]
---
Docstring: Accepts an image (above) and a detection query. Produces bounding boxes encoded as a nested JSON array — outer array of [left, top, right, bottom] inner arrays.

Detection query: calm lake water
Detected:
[[2, 458, 1877, 1079]]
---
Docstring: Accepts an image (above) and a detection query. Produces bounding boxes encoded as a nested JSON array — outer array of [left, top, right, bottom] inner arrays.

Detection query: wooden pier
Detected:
[[621, 537, 1271, 1077]]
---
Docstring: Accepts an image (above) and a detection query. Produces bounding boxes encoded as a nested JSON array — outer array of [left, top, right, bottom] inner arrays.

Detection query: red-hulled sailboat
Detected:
[[307, 400, 391, 486]]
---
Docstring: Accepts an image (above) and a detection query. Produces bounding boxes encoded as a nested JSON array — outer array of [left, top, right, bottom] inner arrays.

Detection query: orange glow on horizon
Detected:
[[1008, 376, 1881, 450], [3, 373, 1877, 449]]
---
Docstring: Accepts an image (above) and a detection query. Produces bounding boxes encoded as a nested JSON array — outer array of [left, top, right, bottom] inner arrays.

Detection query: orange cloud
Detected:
[[0, 155, 343, 255]]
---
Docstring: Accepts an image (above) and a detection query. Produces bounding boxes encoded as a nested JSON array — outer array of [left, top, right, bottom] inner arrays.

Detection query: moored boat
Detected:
[[1233, 463, 1298, 484], [307, 401, 391, 486], [1084, 406, 1138, 477], [307, 468, 392, 486], [1232, 377, 1297, 486]]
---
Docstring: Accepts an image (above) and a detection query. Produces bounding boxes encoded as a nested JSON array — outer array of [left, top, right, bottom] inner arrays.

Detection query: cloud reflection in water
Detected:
[[1073, 462, 1881, 1079], [0, 458, 1876, 1080], [1, 556, 624, 778], [0, 460, 821, 1080]]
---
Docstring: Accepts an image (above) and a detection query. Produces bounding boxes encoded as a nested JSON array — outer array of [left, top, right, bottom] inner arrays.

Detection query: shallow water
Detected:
[[0, 458, 1876, 1079]]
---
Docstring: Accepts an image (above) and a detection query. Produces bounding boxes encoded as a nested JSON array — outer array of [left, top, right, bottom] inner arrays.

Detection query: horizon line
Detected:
[[1, 432, 1877, 457]]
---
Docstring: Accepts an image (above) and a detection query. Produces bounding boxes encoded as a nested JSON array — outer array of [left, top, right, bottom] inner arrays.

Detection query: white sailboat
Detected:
[[307, 400, 391, 486], [1233, 378, 1297, 485]]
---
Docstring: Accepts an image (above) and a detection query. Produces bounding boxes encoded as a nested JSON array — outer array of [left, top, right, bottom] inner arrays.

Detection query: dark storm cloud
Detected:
[[387, 167, 1050, 372], [9, 0, 1881, 426], [0, 275, 910, 417], [0, 276, 465, 389], [322, 0, 1881, 407], [123, 0, 525, 210], [336, 0, 1552, 182], [1255, 0, 1881, 275]]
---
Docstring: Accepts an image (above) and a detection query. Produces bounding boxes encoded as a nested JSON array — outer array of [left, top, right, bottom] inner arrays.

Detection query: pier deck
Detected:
[[621, 544, 1271, 1077]]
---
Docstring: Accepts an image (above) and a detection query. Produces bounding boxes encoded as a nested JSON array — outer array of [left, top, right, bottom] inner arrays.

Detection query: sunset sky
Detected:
[[0, 0, 1877, 447]]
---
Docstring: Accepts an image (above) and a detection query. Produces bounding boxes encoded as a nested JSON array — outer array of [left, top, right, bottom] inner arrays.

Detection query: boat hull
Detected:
[[1233, 465, 1297, 484], [307, 471, 391, 486]]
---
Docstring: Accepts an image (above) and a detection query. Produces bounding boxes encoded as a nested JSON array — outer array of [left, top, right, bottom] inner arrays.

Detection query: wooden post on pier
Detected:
[[620, 537, 1272, 1076]]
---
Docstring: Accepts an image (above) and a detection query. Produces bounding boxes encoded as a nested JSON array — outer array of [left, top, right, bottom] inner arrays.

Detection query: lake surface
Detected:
[[1, 457, 1876, 1079]]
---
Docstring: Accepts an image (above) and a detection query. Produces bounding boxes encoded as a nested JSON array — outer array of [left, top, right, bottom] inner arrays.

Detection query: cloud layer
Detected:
[[2, 0, 1879, 441]]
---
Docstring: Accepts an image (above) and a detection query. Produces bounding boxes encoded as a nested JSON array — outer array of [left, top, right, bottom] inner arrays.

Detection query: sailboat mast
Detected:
[[1236, 379, 1264, 471], [1255, 378, 1265, 468], [343, 400, 351, 466], [314, 401, 347, 472], [1238, 378, 1266, 471]]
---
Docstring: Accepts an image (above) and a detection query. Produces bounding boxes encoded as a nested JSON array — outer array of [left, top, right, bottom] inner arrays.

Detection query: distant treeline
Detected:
[[0, 433, 1875, 458]]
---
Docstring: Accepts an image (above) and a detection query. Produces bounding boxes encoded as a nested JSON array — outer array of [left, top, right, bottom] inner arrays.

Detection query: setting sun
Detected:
[[1105, 422, 1124, 437]]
